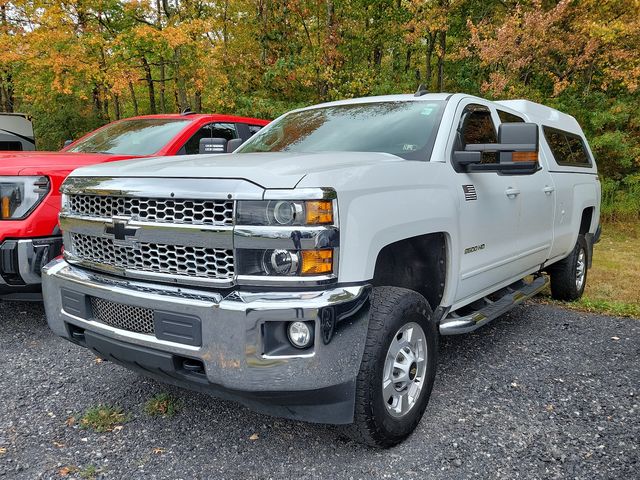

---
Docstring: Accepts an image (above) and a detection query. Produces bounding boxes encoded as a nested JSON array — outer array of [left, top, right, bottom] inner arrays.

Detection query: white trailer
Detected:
[[0, 113, 35, 151]]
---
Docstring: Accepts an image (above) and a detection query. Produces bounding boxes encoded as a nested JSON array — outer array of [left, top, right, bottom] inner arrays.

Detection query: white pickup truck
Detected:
[[43, 92, 601, 447]]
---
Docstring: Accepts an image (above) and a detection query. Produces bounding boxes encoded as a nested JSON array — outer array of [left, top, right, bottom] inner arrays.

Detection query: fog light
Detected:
[[287, 321, 313, 349]]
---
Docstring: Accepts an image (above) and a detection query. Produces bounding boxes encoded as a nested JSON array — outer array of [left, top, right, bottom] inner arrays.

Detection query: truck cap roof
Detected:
[[496, 99, 582, 135], [283, 93, 584, 137]]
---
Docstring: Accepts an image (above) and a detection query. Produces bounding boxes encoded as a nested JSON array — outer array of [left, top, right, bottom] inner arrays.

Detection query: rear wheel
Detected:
[[549, 235, 588, 301], [348, 287, 438, 447]]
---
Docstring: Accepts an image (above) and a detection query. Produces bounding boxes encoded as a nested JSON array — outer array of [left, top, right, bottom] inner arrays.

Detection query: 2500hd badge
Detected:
[[464, 243, 486, 254]]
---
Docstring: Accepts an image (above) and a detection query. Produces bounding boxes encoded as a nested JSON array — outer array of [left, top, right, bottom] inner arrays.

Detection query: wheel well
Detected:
[[579, 207, 594, 235], [372, 233, 447, 310]]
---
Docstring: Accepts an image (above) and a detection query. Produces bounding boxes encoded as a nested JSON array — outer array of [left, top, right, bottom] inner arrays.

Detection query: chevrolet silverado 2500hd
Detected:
[[0, 113, 267, 300], [42, 92, 601, 447]]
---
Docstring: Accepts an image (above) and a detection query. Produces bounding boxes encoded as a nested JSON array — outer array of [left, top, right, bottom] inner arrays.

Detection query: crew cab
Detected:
[[0, 113, 268, 300], [42, 93, 601, 447]]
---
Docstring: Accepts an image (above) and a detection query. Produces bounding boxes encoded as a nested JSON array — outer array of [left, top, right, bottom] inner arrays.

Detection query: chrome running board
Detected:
[[439, 275, 549, 335]]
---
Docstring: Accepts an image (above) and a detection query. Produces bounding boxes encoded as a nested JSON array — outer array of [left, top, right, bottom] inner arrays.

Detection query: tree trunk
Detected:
[[141, 57, 157, 114], [155, 0, 167, 113], [173, 49, 188, 111], [128, 81, 139, 116], [437, 30, 446, 92], [92, 85, 102, 116], [194, 90, 202, 113], [159, 61, 167, 112], [0, 6, 12, 112], [113, 93, 120, 120], [102, 89, 110, 121], [405, 47, 412, 73], [6, 73, 13, 112], [426, 32, 435, 89]]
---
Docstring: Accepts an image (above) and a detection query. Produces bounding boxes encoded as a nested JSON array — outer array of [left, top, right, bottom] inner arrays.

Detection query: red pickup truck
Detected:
[[0, 113, 268, 300]]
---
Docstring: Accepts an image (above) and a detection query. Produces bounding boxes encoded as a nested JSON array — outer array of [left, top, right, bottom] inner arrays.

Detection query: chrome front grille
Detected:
[[90, 297, 155, 334], [67, 194, 234, 226], [71, 233, 234, 280]]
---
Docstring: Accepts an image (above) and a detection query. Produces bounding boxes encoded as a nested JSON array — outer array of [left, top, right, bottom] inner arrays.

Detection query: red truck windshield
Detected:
[[237, 101, 445, 161], [67, 119, 191, 156]]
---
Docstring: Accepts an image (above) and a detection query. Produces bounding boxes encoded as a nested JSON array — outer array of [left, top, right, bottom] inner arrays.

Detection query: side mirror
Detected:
[[227, 138, 243, 153], [454, 122, 540, 175], [199, 137, 227, 154], [63, 139, 73, 148]]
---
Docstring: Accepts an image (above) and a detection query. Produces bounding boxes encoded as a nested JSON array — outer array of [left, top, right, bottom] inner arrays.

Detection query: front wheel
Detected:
[[348, 287, 438, 447], [549, 235, 588, 301]]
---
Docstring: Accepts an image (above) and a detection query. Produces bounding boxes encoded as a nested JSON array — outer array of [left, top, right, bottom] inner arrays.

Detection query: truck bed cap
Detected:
[[496, 99, 582, 134]]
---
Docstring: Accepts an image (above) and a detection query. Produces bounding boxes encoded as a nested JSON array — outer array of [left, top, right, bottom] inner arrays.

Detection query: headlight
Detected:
[[0, 176, 50, 220], [235, 191, 338, 281], [236, 200, 334, 226], [238, 248, 334, 276]]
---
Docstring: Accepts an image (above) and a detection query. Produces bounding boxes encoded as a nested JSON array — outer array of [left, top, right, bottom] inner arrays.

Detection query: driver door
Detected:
[[452, 101, 524, 303]]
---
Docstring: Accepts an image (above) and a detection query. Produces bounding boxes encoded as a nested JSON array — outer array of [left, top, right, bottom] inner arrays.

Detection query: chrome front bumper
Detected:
[[42, 259, 371, 424]]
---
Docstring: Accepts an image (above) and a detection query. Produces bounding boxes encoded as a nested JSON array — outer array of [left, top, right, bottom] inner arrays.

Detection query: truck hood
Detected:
[[0, 151, 138, 176], [68, 152, 404, 189]]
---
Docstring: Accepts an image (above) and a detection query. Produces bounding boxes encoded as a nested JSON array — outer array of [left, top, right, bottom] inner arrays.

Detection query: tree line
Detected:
[[0, 0, 638, 218]]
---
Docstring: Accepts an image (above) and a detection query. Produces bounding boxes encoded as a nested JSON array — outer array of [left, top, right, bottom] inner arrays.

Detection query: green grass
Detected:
[[79, 465, 103, 480], [547, 297, 640, 318], [540, 221, 640, 317], [79, 405, 129, 433], [144, 393, 182, 417]]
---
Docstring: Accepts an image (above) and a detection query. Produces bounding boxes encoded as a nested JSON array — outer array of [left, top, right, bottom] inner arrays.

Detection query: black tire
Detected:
[[549, 235, 588, 301], [348, 286, 438, 448]]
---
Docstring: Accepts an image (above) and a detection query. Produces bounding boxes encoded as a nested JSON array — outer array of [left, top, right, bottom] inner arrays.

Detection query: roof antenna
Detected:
[[414, 84, 429, 97], [181, 106, 194, 115]]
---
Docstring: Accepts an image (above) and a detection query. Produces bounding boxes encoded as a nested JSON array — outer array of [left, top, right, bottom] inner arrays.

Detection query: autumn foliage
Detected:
[[0, 0, 638, 216]]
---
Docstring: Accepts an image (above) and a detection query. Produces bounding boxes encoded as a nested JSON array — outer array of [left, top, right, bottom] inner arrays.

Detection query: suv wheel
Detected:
[[348, 287, 438, 447], [549, 235, 588, 301]]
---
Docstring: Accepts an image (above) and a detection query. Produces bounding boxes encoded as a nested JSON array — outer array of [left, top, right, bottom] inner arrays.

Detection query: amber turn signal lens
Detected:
[[305, 200, 333, 224], [512, 151, 538, 162], [301, 250, 333, 275], [1, 196, 9, 219]]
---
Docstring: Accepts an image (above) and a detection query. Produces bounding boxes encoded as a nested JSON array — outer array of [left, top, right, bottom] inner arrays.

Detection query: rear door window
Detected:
[[497, 110, 525, 123], [543, 127, 591, 167]]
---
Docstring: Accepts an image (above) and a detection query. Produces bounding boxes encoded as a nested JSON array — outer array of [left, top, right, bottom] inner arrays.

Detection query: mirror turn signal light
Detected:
[[305, 200, 333, 225], [511, 151, 538, 162], [301, 249, 333, 275]]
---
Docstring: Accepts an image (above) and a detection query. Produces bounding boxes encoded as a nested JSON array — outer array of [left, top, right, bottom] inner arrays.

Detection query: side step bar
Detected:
[[439, 275, 549, 335]]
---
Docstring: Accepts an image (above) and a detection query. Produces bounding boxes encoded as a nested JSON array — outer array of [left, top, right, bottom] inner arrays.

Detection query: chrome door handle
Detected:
[[505, 187, 521, 198], [543, 185, 555, 195]]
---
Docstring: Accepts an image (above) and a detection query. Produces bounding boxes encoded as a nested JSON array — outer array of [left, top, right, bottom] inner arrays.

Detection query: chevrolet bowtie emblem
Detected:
[[104, 217, 140, 244]]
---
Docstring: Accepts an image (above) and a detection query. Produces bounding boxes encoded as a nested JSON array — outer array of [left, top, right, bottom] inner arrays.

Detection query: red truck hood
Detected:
[[0, 151, 138, 176]]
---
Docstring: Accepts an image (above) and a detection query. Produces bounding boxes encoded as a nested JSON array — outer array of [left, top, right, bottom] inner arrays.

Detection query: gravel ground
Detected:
[[0, 300, 637, 480]]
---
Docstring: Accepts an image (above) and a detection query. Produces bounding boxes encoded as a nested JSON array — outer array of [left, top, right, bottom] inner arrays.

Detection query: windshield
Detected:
[[67, 119, 191, 155], [237, 101, 445, 160]]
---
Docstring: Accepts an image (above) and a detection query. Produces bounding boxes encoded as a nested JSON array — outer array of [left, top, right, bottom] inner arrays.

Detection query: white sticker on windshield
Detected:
[[421, 105, 437, 116]]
